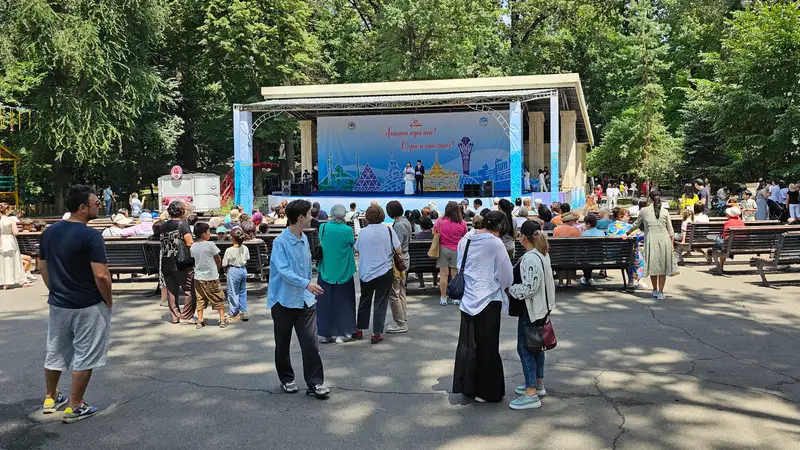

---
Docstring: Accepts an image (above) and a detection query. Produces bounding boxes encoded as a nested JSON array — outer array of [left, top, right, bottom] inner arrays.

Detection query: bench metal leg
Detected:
[[620, 269, 628, 290], [756, 261, 770, 287]]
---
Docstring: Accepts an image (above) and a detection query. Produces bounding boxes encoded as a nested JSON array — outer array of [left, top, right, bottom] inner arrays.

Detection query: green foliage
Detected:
[[588, 0, 680, 184], [2, 0, 798, 203]]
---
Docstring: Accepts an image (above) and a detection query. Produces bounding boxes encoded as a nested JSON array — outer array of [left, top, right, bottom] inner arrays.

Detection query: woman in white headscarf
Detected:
[[315, 204, 358, 343]]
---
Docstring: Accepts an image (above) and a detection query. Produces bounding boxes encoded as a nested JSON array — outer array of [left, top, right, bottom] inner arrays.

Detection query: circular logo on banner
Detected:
[[170, 165, 183, 180], [479, 117, 489, 127], [347, 121, 356, 130]]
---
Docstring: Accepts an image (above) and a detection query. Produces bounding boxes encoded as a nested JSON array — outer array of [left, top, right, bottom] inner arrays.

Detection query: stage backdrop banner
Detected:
[[317, 111, 510, 193]]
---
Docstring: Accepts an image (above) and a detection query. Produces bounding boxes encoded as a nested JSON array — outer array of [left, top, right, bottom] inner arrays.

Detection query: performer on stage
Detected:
[[403, 162, 415, 196], [414, 160, 425, 195]]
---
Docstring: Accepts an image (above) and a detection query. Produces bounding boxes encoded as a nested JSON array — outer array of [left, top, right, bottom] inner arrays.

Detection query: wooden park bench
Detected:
[[675, 220, 781, 262], [750, 231, 800, 287], [104, 237, 155, 276], [547, 237, 636, 288], [407, 240, 438, 288], [709, 225, 800, 271]]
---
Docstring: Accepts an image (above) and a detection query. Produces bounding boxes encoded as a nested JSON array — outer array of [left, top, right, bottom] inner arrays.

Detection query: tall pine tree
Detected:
[[588, 0, 680, 186]]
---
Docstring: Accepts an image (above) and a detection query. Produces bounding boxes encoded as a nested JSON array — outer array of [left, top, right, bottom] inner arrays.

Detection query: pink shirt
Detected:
[[435, 217, 467, 250]]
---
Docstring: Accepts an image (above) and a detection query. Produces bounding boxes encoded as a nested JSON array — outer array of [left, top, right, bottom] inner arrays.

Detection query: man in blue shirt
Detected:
[[40, 185, 113, 423], [268, 199, 329, 399], [102, 185, 116, 217]]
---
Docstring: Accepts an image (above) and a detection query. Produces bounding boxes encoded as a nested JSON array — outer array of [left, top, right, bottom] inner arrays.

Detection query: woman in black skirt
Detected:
[[452, 211, 514, 403]]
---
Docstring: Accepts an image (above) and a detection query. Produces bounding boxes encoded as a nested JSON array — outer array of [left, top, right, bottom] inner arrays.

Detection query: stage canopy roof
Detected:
[[239, 73, 594, 145]]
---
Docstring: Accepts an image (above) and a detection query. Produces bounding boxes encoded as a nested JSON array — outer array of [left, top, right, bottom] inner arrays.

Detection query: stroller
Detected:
[[767, 199, 789, 222]]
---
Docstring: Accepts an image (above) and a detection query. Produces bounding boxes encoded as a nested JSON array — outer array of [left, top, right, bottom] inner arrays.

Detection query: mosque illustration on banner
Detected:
[[318, 136, 509, 192]]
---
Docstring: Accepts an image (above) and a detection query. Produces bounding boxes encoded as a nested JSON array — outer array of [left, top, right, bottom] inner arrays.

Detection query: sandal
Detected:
[[219, 320, 227, 329]]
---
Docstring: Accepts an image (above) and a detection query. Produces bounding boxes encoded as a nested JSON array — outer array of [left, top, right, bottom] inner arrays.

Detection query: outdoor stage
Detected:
[[266, 190, 582, 213]]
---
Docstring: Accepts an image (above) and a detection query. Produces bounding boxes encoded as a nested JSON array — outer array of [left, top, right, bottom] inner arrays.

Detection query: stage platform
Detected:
[[264, 189, 584, 214]]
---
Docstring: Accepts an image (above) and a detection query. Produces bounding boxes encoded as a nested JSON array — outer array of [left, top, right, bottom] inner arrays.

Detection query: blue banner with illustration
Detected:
[[317, 111, 510, 193]]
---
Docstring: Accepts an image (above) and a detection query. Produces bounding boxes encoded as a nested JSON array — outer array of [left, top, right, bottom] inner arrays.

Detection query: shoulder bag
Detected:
[[445, 238, 471, 300], [388, 226, 408, 275], [523, 252, 557, 353], [312, 223, 325, 262], [427, 222, 440, 258], [175, 221, 194, 267]]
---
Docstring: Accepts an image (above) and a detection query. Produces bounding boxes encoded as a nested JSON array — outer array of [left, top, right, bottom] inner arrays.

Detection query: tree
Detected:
[[711, 2, 800, 181], [1, 0, 180, 207], [588, 0, 680, 185]]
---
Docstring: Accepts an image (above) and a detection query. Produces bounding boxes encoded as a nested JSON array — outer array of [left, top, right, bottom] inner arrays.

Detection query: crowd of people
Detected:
[[26, 174, 799, 423]]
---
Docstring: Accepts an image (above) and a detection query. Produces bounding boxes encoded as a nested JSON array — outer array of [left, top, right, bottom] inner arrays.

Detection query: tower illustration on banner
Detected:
[[319, 150, 356, 191], [379, 146, 404, 193], [458, 136, 473, 175]]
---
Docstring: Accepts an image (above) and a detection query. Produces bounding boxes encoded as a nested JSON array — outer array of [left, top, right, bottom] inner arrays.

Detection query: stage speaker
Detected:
[[291, 182, 312, 196], [463, 184, 481, 198], [483, 180, 493, 197], [281, 180, 292, 196]]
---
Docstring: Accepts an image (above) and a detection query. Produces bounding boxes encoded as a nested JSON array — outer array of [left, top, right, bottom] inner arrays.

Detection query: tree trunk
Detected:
[[281, 131, 296, 182], [53, 160, 67, 213]]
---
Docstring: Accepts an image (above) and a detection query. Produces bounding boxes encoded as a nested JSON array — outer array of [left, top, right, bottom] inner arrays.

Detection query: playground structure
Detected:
[[220, 153, 279, 206], [0, 143, 20, 206]]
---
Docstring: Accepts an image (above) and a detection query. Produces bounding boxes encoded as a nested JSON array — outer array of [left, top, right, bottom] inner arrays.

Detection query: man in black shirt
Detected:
[[414, 160, 425, 195]]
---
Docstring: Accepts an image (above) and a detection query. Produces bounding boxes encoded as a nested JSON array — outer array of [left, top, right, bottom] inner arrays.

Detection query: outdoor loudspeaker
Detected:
[[483, 180, 493, 197], [463, 184, 481, 198]]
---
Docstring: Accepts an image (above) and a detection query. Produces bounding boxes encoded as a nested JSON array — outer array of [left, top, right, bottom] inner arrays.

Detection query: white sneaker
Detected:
[[440, 297, 448, 306], [588, 278, 597, 286], [657, 292, 665, 300], [651, 290, 659, 298], [452, 299, 460, 306], [579, 277, 588, 286]]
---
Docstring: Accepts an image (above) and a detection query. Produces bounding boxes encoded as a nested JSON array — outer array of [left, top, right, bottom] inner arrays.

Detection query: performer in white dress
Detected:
[[403, 162, 415, 196], [0, 203, 29, 289]]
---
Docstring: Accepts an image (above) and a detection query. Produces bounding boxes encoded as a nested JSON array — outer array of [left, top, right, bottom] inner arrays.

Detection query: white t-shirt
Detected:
[[354, 224, 400, 282], [223, 245, 250, 268], [190, 240, 221, 281]]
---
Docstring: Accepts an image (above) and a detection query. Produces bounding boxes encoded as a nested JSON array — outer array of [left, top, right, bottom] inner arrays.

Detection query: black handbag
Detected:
[[446, 238, 471, 300], [175, 221, 194, 267], [312, 223, 325, 262], [523, 253, 557, 353]]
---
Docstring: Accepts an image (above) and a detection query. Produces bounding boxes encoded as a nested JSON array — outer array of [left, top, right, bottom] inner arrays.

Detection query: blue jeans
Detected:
[[226, 266, 248, 315], [517, 312, 545, 388], [105, 201, 112, 216]]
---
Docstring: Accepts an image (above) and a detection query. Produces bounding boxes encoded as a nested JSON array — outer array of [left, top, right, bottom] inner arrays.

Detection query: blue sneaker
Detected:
[[515, 384, 546, 396], [62, 401, 99, 423], [42, 391, 68, 414], [509, 394, 541, 410]]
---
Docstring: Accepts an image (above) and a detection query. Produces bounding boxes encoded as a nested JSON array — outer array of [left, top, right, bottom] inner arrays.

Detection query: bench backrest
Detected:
[[103, 238, 151, 274], [723, 226, 800, 256], [408, 240, 437, 272], [773, 231, 800, 263], [214, 239, 268, 278], [687, 222, 725, 245], [547, 237, 635, 270]]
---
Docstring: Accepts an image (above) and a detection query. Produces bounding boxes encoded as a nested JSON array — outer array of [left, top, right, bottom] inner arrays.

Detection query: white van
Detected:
[[158, 173, 220, 215]]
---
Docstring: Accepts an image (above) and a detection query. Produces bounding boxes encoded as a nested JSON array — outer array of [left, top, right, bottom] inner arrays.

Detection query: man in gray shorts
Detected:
[[40, 185, 113, 424]]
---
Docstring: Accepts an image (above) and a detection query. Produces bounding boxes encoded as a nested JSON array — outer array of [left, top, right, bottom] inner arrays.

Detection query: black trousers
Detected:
[[415, 176, 424, 194], [271, 303, 324, 388], [357, 269, 393, 334], [452, 301, 504, 402]]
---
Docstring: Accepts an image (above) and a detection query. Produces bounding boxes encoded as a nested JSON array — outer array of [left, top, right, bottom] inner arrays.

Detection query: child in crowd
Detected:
[[190, 223, 227, 328], [216, 226, 228, 241], [224, 228, 250, 322]]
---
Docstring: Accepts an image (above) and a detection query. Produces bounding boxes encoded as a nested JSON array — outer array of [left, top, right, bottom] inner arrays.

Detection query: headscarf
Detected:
[[330, 204, 347, 224]]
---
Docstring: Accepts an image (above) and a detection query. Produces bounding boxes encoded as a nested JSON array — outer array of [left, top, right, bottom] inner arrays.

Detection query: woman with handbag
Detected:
[[507, 220, 556, 410], [157, 200, 196, 324], [353, 205, 402, 344], [315, 204, 357, 343], [452, 211, 514, 404], [434, 201, 467, 306], [386, 201, 412, 334]]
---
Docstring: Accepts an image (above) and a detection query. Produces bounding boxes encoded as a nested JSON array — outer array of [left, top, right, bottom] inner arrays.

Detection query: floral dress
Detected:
[[607, 220, 645, 280]]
